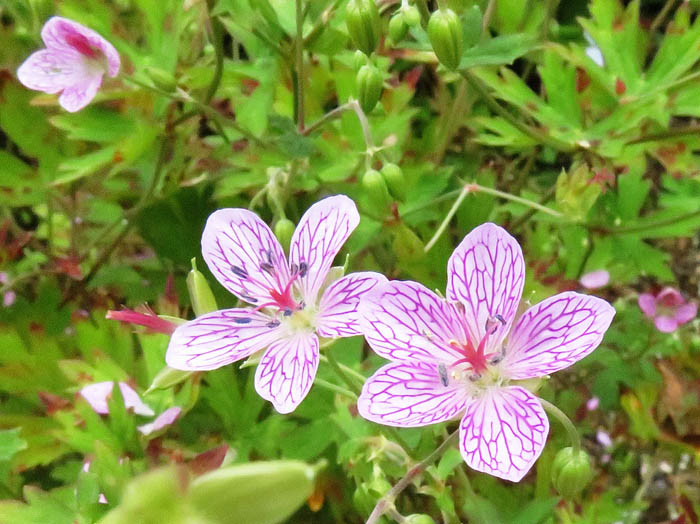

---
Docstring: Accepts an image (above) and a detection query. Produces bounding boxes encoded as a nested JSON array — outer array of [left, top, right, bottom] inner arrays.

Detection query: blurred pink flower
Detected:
[[79, 381, 154, 416], [586, 396, 600, 411], [0, 273, 15, 307], [106, 308, 178, 334], [638, 287, 697, 333], [137, 406, 181, 436], [580, 270, 609, 290], [17, 17, 120, 112]]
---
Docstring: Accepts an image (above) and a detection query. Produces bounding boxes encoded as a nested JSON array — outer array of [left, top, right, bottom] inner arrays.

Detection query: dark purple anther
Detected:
[[234, 317, 252, 324], [266, 320, 281, 328], [260, 262, 274, 275], [298, 262, 308, 277], [231, 265, 248, 278], [283, 308, 293, 317], [240, 294, 258, 303], [266, 250, 274, 265], [485, 314, 506, 335], [290, 263, 299, 275]]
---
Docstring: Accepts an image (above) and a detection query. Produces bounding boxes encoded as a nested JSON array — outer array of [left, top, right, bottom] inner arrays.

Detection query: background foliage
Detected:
[[0, 0, 699, 522]]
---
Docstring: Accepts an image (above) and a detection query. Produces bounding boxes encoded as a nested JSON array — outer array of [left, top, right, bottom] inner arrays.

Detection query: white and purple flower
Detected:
[[17, 17, 120, 112], [165, 195, 386, 414], [638, 287, 697, 333], [357, 223, 615, 482]]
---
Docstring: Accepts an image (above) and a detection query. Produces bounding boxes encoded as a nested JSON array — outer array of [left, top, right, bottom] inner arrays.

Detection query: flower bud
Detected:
[[188, 460, 318, 524], [345, 0, 381, 55], [402, 5, 421, 27], [187, 258, 218, 317], [388, 13, 409, 44], [427, 8, 463, 70], [380, 163, 406, 201], [356, 64, 383, 114], [362, 169, 392, 211], [462, 5, 483, 47], [274, 218, 295, 254], [551, 447, 593, 499], [147, 366, 193, 393], [405, 515, 437, 524], [145, 66, 177, 93], [353, 49, 369, 71]]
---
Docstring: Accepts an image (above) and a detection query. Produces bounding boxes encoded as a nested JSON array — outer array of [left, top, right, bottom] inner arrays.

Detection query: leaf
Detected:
[[0, 428, 27, 461], [458, 35, 539, 69]]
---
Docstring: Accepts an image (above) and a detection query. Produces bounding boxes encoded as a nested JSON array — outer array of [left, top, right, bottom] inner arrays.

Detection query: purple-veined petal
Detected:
[[289, 195, 360, 303], [316, 271, 387, 338], [501, 292, 615, 380], [165, 308, 285, 371], [57, 73, 103, 112], [201, 208, 291, 306], [674, 302, 697, 324], [41, 17, 120, 76], [459, 386, 548, 482], [138, 407, 182, 436], [358, 280, 467, 363], [17, 49, 84, 93], [254, 331, 319, 414], [638, 293, 656, 318], [357, 361, 469, 427], [447, 223, 525, 354], [80, 381, 154, 417]]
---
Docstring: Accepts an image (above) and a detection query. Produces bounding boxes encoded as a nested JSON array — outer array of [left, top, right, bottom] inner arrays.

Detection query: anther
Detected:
[[468, 373, 481, 382], [290, 263, 298, 275], [485, 314, 505, 335], [234, 317, 252, 324], [298, 262, 308, 277], [266, 250, 274, 265], [231, 265, 248, 278], [241, 294, 258, 303], [438, 363, 449, 387], [283, 308, 293, 317], [266, 320, 281, 328], [260, 262, 275, 275]]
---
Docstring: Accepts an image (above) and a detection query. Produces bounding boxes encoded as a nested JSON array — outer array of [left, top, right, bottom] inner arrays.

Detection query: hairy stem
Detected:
[[539, 398, 581, 454]]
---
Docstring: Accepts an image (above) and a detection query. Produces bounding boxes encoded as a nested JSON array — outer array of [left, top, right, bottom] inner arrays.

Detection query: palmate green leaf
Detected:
[[50, 108, 136, 143], [0, 428, 27, 462], [458, 34, 539, 69], [538, 52, 582, 127], [0, 486, 76, 524], [647, 4, 700, 86], [0, 151, 45, 206]]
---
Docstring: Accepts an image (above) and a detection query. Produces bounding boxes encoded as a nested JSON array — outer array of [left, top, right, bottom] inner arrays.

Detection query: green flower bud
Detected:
[[353, 49, 369, 71], [145, 66, 177, 93], [356, 64, 383, 114], [463, 5, 483, 47], [188, 460, 318, 524], [274, 217, 295, 254], [402, 5, 421, 27], [362, 169, 392, 211], [406, 515, 437, 524], [551, 447, 593, 499], [427, 8, 463, 70], [187, 258, 218, 317], [346, 0, 381, 55], [388, 13, 409, 44], [380, 162, 406, 201], [147, 366, 193, 393]]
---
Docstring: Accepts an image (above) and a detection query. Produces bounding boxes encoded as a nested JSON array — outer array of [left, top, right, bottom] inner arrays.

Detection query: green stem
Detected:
[[314, 378, 357, 399], [295, 0, 305, 131], [322, 350, 362, 395], [459, 70, 574, 152], [204, 0, 225, 104], [465, 182, 563, 217], [414, 0, 431, 28], [349, 99, 376, 154], [303, 0, 342, 46], [539, 398, 581, 454], [366, 430, 460, 524], [597, 208, 700, 235], [648, 0, 677, 37], [627, 123, 700, 145], [301, 103, 351, 136], [482, 0, 497, 33], [424, 184, 471, 252]]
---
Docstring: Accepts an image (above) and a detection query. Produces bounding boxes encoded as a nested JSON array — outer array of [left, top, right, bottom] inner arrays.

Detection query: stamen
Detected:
[[234, 317, 252, 324], [266, 320, 281, 328], [290, 263, 299, 275], [298, 262, 308, 277], [438, 363, 449, 386], [260, 262, 275, 275], [231, 265, 248, 279], [266, 250, 274, 265], [240, 294, 258, 303], [283, 308, 293, 317]]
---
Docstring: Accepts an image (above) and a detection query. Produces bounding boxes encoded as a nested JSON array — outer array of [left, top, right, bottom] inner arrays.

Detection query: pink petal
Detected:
[[654, 315, 678, 333], [289, 195, 360, 303], [80, 381, 154, 417], [316, 271, 387, 338], [358, 280, 467, 363], [638, 293, 656, 318], [41, 17, 120, 76], [58, 73, 103, 112], [165, 308, 285, 371], [579, 270, 609, 289], [201, 209, 291, 306], [357, 361, 469, 427], [459, 386, 548, 482], [502, 292, 615, 380], [674, 302, 697, 325], [17, 49, 84, 93], [137, 407, 182, 436], [446, 223, 525, 355], [254, 332, 319, 414], [656, 287, 684, 308]]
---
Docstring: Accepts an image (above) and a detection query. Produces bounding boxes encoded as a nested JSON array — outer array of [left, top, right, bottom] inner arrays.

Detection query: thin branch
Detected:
[[204, 0, 224, 104], [424, 184, 471, 252], [295, 0, 305, 131]]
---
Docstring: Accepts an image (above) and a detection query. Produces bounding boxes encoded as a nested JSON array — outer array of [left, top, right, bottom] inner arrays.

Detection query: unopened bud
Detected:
[[148, 366, 193, 393], [463, 5, 483, 47], [551, 447, 593, 499], [380, 163, 406, 201], [346, 0, 381, 55], [274, 218, 295, 254], [187, 258, 218, 317], [406, 515, 437, 524], [362, 169, 392, 211], [402, 5, 421, 27], [188, 460, 318, 524], [388, 13, 409, 44], [145, 66, 177, 93], [428, 8, 463, 70], [353, 49, 369, 71], [356, 64, 383, 114]]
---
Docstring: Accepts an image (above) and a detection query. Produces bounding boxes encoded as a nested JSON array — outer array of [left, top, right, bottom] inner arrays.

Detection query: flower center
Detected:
[[65, 32, 101, 59]]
